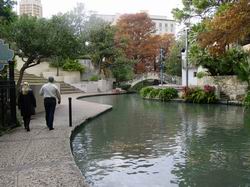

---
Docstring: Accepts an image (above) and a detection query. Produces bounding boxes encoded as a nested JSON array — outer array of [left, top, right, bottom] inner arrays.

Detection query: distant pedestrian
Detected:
[[18, 82, 36, 132], [39, 77, 61, 130]]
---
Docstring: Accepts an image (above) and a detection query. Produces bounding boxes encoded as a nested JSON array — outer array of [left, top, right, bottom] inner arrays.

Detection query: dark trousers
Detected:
[[23, 116, 31, 130], [44, 98, 56, 129]]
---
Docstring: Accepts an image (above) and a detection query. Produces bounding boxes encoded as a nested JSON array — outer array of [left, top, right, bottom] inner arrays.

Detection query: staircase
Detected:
[[220, 91, 230, 101], [14, 70, 83, 94]]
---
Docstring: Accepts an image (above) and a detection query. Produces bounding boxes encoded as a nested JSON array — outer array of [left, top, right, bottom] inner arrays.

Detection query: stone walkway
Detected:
[[0, 93, 112, 187]]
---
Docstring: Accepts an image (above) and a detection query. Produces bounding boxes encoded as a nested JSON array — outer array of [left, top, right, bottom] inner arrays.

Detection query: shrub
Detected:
[[89, 75, 99, 81], [159, 88, 178, 101], [183, 85, 217, 104], [148, 89, 161, 99], [140, 87, 154, 98], [62, 59, 85, 73], [244, 91, 250, 107], [196, 71, 207, 79]]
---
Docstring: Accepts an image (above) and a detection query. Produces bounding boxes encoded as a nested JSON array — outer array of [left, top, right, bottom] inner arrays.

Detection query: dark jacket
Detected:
[[18, 90, 36, 117]]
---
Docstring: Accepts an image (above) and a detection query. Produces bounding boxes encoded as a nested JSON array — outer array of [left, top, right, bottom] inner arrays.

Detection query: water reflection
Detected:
[[71, 95, 250, 187]]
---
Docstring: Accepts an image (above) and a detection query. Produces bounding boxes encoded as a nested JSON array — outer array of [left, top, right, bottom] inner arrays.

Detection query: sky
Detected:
[[16, 0, 183, 19]]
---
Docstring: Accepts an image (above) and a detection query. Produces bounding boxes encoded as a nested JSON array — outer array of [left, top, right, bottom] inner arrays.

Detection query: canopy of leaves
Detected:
[[0, 0, 16, 23], [165, 37, 184, 76], [198, 0, 250, 55], [111, 56, 135, 83], [87, 24, 119, 76], [172, 0, 238, 22], [115, 13, 157, 63]]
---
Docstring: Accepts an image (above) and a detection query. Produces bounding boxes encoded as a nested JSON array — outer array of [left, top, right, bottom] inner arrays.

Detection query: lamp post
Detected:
[[185, 28, 189, 87], [159, 48, 165, 86]]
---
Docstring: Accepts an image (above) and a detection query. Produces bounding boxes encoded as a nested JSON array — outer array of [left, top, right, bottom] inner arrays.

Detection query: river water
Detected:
[[71, 94, 250, 187]]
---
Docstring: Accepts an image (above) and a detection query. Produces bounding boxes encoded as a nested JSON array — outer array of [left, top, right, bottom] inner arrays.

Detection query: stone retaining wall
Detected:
[[197, 76, 248, 100]]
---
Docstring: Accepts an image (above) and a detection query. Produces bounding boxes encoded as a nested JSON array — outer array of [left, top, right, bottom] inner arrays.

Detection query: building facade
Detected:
[[19, 0, 43, 18], [95, 13, 176, 35]]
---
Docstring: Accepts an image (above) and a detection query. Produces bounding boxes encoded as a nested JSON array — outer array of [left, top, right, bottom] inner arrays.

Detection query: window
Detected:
[[194, 72, 197, 77]]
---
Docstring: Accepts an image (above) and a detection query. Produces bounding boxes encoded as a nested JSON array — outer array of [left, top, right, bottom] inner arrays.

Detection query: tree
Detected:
[[0, 0, 16, 23], [111, 56, 135, 85], [198, 0, 250, 55], [115, 12, 159, 72], [87, 24, 119, 77], [165, 37, 184, 76], [6, 15, 80, 89], [172, 0, 238, 22]]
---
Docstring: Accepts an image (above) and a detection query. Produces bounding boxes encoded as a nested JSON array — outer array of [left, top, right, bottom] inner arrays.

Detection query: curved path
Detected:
[[0, 93, 113, 187]]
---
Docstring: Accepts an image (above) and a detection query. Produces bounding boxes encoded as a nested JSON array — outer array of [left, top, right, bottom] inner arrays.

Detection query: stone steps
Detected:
[[14, 70, 83, 94]]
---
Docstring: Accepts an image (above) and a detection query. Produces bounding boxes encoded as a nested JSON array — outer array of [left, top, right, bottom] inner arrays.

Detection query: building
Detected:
[[94, 13, 176, 35], [19, 0, 43, 18]]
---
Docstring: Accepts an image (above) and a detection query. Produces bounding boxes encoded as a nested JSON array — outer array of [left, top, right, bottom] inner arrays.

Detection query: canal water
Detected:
[[71, 94, 250, 187]]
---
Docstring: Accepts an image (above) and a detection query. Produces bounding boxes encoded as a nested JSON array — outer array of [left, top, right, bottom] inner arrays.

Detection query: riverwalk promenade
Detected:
[[0, 93, 112, 187]]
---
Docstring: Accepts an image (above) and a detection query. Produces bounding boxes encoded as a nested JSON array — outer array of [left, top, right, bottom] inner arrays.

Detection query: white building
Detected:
[[181, 51, 198, 86], [19, 0, 43, 18], [94, 13, 176, 35]]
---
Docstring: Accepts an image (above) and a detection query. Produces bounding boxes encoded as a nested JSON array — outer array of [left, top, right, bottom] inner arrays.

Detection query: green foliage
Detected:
[[140, 87, 154, 98], [111, 56, 135, 83], [183, 85, 217, 104], [244, 91, 250, 107], [196, 71, 208, 79], [164, 38, 184, 76], [148, 89, 161, 99], [159, 88, 178, 101], [0, 0, 17, 23], [87, 24, 118, 76], [89, 75, 99, 81], [234, 55, 250, 89], [62, 59, 84, 72]]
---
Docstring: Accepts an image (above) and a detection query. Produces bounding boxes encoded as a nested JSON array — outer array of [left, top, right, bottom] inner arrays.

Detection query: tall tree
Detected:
[[87, 24, 119, 77], [115, 12, 159, 72]]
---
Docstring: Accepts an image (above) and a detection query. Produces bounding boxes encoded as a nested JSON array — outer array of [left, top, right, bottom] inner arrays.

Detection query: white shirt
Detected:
[[39, 83, 61, 101]]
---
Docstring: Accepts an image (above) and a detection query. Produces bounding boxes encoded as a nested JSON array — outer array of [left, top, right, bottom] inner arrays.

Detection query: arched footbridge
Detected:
[[128, 72, 181, 87]]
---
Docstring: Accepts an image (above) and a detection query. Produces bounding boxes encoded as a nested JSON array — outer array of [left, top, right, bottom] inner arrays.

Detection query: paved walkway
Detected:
[[0, 93, 112, 187]]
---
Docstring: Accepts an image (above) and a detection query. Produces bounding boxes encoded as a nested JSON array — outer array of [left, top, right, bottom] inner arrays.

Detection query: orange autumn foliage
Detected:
[[198, 0, 250, 56]]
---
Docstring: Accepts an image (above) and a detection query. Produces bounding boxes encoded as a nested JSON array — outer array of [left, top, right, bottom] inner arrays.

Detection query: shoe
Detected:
[[27, 128, 30, 132], [49, 127, 54, 131]]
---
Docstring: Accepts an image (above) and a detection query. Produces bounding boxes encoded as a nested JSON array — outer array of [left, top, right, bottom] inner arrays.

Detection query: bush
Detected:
[[148, 89, 161, 99], [196, 71, 208, 79], [183, 85, 217, 104], [140, 87, 154, 98], [89, 75, 99, 81], [159, 88, 178, 101], [62, 59, 85, 72], [244, 91, 250, 107]]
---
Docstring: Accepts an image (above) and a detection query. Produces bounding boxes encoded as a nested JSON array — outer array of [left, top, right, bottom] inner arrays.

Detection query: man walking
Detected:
[[39, 77, 61, 130]]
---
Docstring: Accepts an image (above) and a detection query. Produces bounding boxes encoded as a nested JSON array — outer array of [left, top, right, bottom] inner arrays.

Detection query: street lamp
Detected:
[[159, 48, 165, 86], [185, 28, 189, 87]]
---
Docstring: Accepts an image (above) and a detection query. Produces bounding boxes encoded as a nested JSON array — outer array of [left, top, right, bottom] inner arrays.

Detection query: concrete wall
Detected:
[[197, 76, 248, 100], [16, 57, 81, 83], [29, 83, 60, 113], [182, 68, 198, 86]]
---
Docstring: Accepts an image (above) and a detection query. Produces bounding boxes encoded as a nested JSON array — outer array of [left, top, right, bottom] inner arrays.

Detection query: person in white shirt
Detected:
[[39, 77, 61, 130]]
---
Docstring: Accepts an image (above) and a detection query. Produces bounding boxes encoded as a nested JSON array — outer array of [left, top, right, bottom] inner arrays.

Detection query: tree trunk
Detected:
[[16, 61, 30, 91]]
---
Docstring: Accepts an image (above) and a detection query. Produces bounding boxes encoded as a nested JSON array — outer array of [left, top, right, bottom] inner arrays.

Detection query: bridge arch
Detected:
[[128, 73, 181, 88]]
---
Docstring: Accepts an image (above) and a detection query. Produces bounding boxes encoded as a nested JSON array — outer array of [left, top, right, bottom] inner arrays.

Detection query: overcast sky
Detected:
[[16, 0, 183, 18]]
